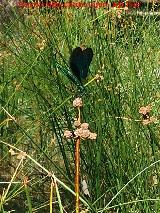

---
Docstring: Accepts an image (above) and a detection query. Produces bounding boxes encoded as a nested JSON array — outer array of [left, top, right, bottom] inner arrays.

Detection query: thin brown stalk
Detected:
[[75, 107, 81, 213]]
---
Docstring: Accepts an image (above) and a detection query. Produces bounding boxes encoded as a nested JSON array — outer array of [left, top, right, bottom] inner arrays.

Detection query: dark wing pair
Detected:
[[69, 47, 93, 82]]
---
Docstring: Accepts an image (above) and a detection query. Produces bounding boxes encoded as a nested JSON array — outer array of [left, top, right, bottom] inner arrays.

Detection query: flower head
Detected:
[[139, 105, 151, 115], [74, 128, 84, 138], [142, 116, 157, 125], [73, 97, 83, 108], [81, 123, 89, 130], [74, 119, 81, 127], [64, 98, 97, 141], [81, 129, 91, 139], [64, 130, 73, 139], [95, 74, 104, 82], [89, 132, 97, 140], [74, 127, 97, 140], [74, 128, 90, 139]]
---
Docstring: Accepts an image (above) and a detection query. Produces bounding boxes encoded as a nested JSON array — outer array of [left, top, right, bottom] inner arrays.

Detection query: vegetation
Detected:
[[0, 1, 160, 212]]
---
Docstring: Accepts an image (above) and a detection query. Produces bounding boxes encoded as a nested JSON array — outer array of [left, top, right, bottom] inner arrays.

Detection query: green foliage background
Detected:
[[0, 1, 160, 212]]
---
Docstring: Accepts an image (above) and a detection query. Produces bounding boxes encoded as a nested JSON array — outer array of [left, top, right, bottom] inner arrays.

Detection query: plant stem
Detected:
[[75, 107, 81, 213], [75, 137, 81, 213]]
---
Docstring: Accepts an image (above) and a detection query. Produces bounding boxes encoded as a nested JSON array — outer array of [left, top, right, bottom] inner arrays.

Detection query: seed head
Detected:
[[81, 123, 89, 130], [139, 105, 151, 115], [89, 132, 97, 140], [64, 130, 73, 139], [73, 97, 83, 107], [74, 119, 81, 127]]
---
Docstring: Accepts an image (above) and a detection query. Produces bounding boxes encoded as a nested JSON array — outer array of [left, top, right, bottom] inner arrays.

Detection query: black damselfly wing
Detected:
[[69, 47, 93, 82]]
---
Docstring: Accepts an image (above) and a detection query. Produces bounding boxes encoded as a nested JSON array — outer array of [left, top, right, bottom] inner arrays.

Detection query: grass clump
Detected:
[[0, 2, 160, 212]]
